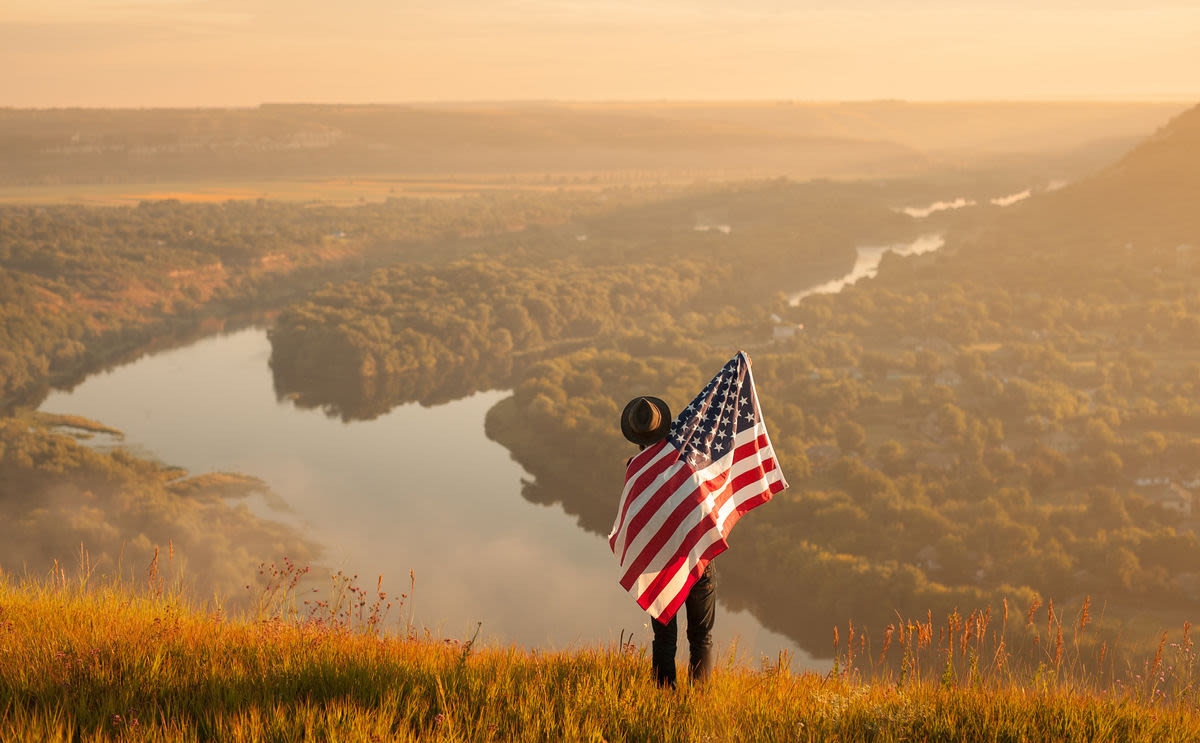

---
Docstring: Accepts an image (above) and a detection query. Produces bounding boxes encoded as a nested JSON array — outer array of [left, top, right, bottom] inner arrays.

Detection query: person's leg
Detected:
[[685, 562, 716, 681], [651, 615, 678, 689]]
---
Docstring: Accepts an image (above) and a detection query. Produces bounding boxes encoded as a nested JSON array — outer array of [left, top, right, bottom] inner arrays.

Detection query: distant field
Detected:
[[3, 101, 1188, 196], [0, 174, 641, 206]]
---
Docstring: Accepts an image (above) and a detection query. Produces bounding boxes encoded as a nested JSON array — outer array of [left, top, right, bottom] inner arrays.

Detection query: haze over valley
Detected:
[[4, 4, 1200, 737]]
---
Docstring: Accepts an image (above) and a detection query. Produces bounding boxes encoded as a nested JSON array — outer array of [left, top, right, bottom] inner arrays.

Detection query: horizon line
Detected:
[[3, 96, 1198, 112]]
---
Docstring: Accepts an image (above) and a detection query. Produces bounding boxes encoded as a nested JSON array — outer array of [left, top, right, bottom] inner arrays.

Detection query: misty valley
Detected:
[[3, 101, 1200, 678]]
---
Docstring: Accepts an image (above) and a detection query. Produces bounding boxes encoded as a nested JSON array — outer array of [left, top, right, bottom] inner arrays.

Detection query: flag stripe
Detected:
[[614, 448, 714, 563], [609, 352, 788, 622], [633, 440, 778, 606], [608, 440, 675, 551], [642, 476, 786, 616], [619, 429, 771, 590], [619, 469, 734, 591], [617, 428, 764, 579], [646, 538, 726, 618]]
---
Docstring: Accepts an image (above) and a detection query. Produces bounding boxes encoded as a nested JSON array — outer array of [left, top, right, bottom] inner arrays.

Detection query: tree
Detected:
[[836, 421, 867, 455]]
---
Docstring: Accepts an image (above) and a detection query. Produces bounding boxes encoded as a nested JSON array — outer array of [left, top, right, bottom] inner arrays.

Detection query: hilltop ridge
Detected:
[[0, 101, 1185, 187], [3, 576, 1199, 742], [1011, 102, 1200, 246]]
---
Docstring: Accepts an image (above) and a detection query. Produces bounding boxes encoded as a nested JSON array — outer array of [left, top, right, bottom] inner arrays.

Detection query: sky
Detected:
[[2, 0, 1199, 107]]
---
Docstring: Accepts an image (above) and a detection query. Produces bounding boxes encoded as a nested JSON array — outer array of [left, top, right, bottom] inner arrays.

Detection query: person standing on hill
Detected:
[[619, 395, 716, 689]]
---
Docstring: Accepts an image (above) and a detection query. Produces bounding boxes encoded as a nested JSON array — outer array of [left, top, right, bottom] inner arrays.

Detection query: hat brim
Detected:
[[621, 396, 673, 446]]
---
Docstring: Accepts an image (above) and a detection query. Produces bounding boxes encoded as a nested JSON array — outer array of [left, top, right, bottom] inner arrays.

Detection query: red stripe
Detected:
[[609, 440, 674, 552], [636, 457, 772, 607], [619, 434, 772, 590], [619, 473, 731, 589], [715, 477, 784, 541], [629, 438, 779, 611], [638, 480, 779, 619], [634, 483, 734, 604], [643, 540, 726, 622], [628, 438, 669, 474], [616, 458, 701, 563]]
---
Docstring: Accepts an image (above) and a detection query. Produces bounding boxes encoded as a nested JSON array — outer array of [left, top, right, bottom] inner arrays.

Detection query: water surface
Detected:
[[788, 233, 944, 305], [40, 328, 822, 667]]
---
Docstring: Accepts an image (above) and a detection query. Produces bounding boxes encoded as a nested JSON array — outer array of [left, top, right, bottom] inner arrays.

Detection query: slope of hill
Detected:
[[4, 577, 1199, 742], [1007, 102, 1200, 248]]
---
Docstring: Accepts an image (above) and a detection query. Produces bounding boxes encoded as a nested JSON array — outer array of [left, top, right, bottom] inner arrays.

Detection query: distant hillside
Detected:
[[0, 105, 923, 185], [1006, 102, 1200, 248], [0, 101, 1186, 186]]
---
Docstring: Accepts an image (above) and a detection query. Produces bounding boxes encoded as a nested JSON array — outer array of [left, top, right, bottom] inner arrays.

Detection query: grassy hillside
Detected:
[[3, 572, 1200, 742]]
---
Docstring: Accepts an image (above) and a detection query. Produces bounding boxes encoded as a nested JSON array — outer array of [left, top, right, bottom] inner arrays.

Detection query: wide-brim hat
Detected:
[[621, 396, 672, 446]]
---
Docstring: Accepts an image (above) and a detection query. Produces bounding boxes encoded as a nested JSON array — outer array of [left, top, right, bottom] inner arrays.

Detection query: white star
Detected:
[[739, 396, 749, 406]]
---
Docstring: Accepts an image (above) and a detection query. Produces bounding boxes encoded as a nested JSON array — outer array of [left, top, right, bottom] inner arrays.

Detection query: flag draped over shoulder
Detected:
[[609, 352, 787, 621]]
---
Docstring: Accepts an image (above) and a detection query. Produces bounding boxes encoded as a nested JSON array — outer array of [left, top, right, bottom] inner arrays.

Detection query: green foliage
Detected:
[[0, 416, 316, 600]]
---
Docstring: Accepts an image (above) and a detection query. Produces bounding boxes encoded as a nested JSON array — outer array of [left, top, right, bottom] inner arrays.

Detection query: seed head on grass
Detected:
[[1027, 598, 1042, 631]]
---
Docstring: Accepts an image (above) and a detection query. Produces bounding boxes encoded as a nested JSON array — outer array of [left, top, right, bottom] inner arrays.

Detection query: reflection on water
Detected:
[[990, 189, 1031, 207], [901, 183, 1057, 218], [900, 198, 974, 218], [788, 233, 945, 305], [38, 328, 825, 669]]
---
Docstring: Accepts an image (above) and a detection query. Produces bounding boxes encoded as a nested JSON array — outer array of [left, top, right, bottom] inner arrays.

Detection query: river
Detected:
[[34, 188, 1008, 666], [788, 233, 944, 305], [39, 328, 821, 667]]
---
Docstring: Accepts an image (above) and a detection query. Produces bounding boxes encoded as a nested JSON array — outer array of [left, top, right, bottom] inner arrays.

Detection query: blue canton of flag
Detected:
[[610, 351, 787, 621], [665, 356, 758, 471]]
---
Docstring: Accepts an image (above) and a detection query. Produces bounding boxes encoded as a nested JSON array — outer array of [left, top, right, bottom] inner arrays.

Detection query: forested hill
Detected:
[[1007, 102, 1200, 247]]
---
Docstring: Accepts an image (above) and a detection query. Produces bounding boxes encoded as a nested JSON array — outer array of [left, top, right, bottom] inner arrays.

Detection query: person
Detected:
[[620, 395, 716, 689]]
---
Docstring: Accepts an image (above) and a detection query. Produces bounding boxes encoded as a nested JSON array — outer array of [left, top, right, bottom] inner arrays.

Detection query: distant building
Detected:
[[916, 545, 941, 572], [918, 451, 957, 471], [1040, 431, 1080, 455], [769, 314, 804, 341], [1145, 483, 1194, 518], [935, 370, 963, 387], [1177, 244, 1196, 268], [805, 444, 841, 470], [1134, 468, 1172, 488]]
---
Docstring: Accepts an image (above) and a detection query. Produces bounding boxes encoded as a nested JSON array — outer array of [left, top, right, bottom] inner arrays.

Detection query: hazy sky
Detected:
[[3, 0, 1198, 106]]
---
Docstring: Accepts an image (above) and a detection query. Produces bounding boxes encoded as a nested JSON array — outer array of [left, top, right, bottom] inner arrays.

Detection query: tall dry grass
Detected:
[[830, 594, 1200, 711], [3, 553, 1200, 742]]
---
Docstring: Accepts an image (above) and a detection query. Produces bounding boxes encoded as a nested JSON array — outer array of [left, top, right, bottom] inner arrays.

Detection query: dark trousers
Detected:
[[651, 562, 716, 688]]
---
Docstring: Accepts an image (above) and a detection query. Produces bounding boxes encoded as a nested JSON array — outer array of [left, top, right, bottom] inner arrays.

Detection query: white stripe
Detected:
[[608, 444, 679, 546], [625, 426, 766, 592], [716, 433, 784, 533], [617, 445, 735, 574], [642, 523, 727, 618], [748, 382, 788, 492], [714, 466, 782, 536], [620, 359, 791, 619], [640, 465, 782, 618]]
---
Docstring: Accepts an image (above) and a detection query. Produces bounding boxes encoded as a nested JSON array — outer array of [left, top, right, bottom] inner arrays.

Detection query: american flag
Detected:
[[609, 352, 788, 621]]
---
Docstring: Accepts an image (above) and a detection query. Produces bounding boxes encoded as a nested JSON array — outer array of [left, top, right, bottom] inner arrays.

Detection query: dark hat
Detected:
[[621, 396, 672, 446]]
